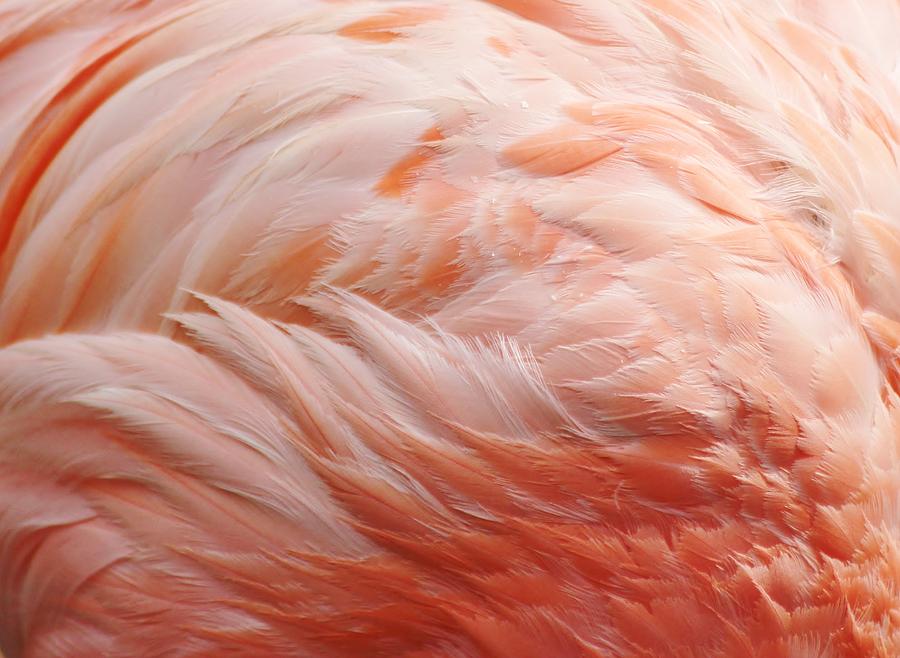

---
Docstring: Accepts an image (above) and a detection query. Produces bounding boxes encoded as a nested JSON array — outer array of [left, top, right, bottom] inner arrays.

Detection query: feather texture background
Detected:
[[1, 0, 899, 656]]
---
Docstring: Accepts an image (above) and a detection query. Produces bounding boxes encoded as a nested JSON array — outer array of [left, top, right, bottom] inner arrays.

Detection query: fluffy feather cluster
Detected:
[[1, 1, 899, 656]]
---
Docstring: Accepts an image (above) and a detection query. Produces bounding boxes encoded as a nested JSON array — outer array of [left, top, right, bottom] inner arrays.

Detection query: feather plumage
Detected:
[[1, 0, 899, 656]]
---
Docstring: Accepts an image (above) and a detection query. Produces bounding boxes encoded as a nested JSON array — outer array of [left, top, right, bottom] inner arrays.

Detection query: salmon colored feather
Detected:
[[1, 1, 900, 656]]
